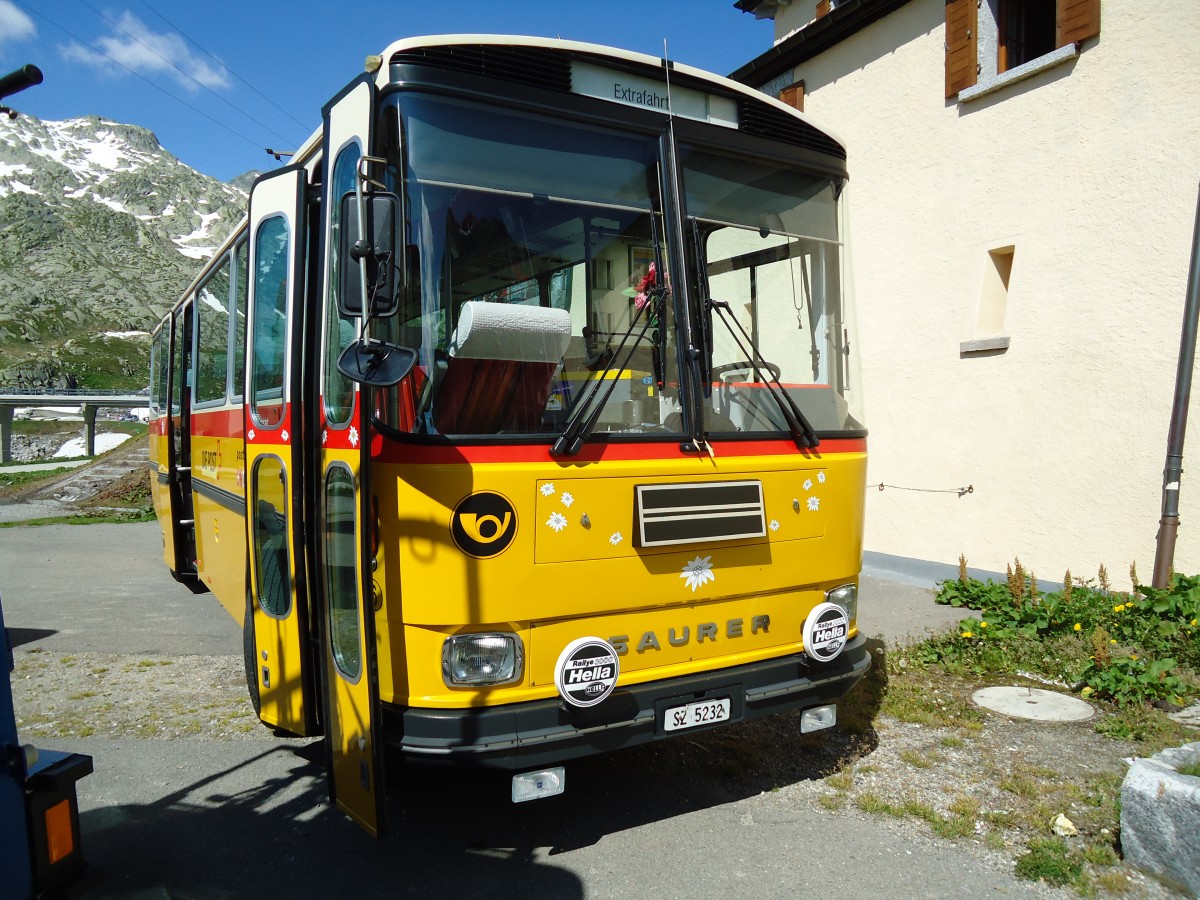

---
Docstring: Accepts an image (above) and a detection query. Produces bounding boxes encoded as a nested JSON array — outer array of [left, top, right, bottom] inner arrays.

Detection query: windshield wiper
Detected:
[[707, 297, 819, 449], [690, 220, 818, 450], [551, 279, 661, 456]]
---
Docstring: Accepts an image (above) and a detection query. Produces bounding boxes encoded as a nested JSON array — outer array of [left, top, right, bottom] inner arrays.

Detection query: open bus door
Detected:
[[243, 165, 318, 738], [315, 76, 385, 836], [166, 302, 196, 580]]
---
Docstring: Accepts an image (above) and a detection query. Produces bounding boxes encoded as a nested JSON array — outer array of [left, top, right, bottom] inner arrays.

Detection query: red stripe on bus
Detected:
[[373, 437, 866, 465]]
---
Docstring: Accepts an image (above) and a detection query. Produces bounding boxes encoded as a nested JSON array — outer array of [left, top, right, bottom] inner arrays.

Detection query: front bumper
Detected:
[[381, 634, 871, 770]]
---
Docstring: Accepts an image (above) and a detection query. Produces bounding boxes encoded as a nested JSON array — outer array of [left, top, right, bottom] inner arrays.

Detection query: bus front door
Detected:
[[167, 301, 196, 580], [243, 165, 317, 738], [316, 75, 385, 836]]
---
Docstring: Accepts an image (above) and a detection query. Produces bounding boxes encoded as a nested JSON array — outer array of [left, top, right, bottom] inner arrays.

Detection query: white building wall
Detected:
[[767, 0, 1200, 585]]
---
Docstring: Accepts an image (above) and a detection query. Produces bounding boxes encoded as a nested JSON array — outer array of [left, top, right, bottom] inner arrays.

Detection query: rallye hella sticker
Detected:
[[802, 602, 850, 663], [451, 491, 517, 558], [554, 637, 620, 708]]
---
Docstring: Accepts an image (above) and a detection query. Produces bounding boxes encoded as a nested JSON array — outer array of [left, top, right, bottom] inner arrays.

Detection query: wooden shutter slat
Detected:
[[1058, 0, 1100, 46], [945, 0, 978, 98], [779, 81, 805, 112]]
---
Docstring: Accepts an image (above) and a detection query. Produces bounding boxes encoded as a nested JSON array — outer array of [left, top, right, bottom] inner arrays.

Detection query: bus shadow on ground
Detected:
[[76, 642, 885, 898]]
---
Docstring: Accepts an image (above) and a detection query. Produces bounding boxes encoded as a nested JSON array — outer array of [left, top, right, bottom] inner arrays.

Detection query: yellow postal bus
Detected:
[[149, 35, 870, 836]]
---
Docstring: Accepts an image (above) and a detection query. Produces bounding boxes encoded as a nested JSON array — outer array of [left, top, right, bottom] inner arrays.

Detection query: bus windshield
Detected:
[[680, 145, 864, 436], [379, 93, 684, 439]]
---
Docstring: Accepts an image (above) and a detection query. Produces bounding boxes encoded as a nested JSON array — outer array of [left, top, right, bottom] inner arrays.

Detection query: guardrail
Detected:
[[0, 388, 147, 397]]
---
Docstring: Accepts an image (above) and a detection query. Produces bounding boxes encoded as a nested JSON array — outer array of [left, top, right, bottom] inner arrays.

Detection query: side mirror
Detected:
[[338, 192, 400, 318], [336, 339, 417, 388]]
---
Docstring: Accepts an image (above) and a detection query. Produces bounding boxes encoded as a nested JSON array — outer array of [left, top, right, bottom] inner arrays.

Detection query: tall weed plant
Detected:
[[933, 558, 1200, 707]]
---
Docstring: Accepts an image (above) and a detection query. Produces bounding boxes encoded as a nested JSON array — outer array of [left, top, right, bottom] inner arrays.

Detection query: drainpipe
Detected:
[[1152, 184, 1200, 589]]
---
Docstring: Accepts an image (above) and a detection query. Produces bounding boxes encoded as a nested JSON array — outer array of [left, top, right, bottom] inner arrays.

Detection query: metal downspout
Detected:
[[1152, 185, 1200, 588]]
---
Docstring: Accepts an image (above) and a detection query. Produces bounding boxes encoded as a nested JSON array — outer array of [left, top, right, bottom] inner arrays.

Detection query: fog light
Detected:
[[512, 767, 565, 803], [826, 583, 858, 626], [442, 633, 523, 686], [800, 704, 837, 733]]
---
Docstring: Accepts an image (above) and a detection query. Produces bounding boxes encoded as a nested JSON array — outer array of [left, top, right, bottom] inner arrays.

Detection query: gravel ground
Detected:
[[9, 642, 1193, 898]]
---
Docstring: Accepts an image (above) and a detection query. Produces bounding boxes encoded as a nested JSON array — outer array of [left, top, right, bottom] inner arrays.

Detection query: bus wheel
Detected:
[[243, 591, 261, 715]]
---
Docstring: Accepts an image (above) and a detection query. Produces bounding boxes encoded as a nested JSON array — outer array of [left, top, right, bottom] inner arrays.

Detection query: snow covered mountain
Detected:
[[0, 114, 251, 389]]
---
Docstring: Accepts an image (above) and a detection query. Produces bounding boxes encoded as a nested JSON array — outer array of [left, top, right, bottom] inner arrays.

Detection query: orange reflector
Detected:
[[44, 799, 74, 864]]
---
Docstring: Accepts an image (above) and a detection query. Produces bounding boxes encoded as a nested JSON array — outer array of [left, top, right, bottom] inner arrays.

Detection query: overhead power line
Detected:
[[15, 0, 277, 159], [135, 0, 311, 134], [73, 0, 304, 149]]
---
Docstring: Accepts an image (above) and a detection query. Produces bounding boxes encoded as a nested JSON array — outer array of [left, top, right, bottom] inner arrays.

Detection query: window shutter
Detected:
[[1057, 0, 1101, 46], [945, 0, 978, 98], [779, 81, 805, 112]]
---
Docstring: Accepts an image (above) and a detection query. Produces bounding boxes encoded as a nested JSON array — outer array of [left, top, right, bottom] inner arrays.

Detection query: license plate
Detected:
[[663, 697, 731, 732]]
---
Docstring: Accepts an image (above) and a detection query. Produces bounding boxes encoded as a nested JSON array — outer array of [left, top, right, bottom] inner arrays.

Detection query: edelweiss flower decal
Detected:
[[540, 483, 556, 497], [817, 471, 827, 484], [547, 512, 568, 532], [807, 496, 820, 511], [769, 519, 780, 532], [247, 428, 256, 442], [680, 555, 715, 592], [281, 430, 290, 442], [803, 478, 813, 491], [321, 429, 328, 445], [349, 425, 359, 448], [561, 492, 574, 508], [609, 531, 623, 546]]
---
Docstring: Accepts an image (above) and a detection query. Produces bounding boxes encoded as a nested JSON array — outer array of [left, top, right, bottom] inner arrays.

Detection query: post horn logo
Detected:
[[451, 492, 517, 558]]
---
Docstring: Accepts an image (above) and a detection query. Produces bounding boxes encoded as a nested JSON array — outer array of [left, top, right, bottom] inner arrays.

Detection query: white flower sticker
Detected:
[[769, 519, 780, 532], [817, 471, 827, 484], [807, 496, 820, 512], [540, 483, 556, 497], [321, 429, 328, 445], [609, 531, 623, 546], [803, 478, 813, 491], [247, 429, 256, 442], [547, 512, 568, 532], [680, 555, 715, 592], [281, 430, 290, 442], [561, 492, 575, 508], [349, 425, 359, 448]]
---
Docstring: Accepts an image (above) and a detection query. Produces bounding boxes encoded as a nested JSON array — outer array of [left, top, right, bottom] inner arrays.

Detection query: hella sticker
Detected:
[[802, 602, 850, 663], [554, 637, 620, 708]]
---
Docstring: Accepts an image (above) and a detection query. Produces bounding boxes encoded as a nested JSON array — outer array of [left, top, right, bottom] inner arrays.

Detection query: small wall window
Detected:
[[962, 245, 1014, 355]]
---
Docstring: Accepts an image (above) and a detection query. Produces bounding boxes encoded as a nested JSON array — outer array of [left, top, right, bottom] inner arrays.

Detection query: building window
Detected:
[[779, 80, 805, 112], [998, 0, 1056, 72], [945, 0, 1100, 99]]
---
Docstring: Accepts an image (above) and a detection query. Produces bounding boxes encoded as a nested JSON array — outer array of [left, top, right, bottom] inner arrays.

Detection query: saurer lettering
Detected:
[[610, 615, 770, 655]]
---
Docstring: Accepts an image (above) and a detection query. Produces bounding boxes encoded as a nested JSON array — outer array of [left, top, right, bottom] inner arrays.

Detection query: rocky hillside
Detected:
[[0, 115, 252, 389]]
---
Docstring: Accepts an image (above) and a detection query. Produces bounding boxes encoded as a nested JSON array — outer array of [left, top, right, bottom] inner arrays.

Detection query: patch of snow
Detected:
[[54, 432, 131, 457], [104, 330, 149, 338], [94, 195, 129, 213], [11, 181, 39, 195], [0, 162, 33, 177], [177, 246, 214, 260]]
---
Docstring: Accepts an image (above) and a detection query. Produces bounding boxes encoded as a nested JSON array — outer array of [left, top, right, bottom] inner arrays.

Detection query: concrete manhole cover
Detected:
[[972, 686, 1094, 722]]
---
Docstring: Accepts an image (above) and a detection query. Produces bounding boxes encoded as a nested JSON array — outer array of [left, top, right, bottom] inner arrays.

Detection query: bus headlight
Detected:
[[442, 633, 524, 686], [825, 584, 858, 627]]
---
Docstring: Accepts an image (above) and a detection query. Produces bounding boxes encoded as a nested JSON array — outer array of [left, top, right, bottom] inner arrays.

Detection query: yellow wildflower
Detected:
[[961, 631, 974, 639], [1112, 605, 1124, 613], [1110, 639, 1118, 645], [1125, 602, 1135, 610], [1191, 619, 1198, 627], [1073, 623, 1082, 631], [980, 622, 989, 629], [1130, 654, 1138, 661]]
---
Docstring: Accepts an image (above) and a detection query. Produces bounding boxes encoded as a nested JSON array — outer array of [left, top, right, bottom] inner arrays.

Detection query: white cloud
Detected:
[[0, 1, 35, 46], [58, 12, 230, 92]]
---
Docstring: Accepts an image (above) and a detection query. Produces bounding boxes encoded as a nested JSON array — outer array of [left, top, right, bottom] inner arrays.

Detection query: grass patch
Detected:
[[1013, 837, 1083, 887], [0, 509, 156, 527]]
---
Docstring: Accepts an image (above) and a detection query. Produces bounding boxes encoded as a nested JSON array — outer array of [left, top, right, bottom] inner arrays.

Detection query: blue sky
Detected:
[[0, 1, 774, 182]]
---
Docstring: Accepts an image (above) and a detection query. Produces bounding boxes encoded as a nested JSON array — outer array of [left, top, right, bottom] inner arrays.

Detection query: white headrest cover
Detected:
[[449, 301, 572, 364]]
